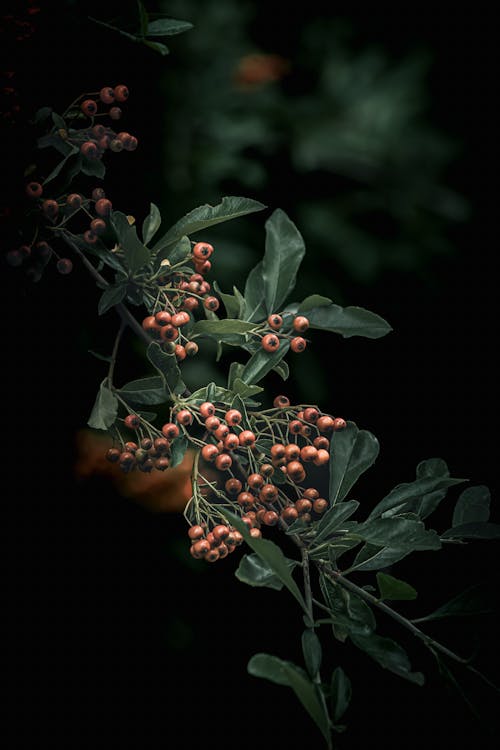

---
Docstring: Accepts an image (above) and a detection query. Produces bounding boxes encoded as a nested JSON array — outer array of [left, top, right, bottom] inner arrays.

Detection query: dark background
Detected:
[[2, 2, 498, 748]]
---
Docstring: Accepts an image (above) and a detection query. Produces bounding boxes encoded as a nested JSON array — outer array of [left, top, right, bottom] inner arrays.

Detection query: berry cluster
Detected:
[[188, 522, 244, 562], [261, 313, 309, 353], [105, 432, 174, 474]]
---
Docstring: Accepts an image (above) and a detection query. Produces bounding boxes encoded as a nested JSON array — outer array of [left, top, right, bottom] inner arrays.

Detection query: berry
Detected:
[[284, 444, 300, 462], [124, 414, 140, 429], [333, 417, 347, 430], [109, 138, 124, 153], [18, 244, 31, 260], [188, 525, 205, 541], [249, 528, 262, 539], [225, 478, 242, 496], [313, 498, 328, 514], [303, 488, 319, 500], [295, 498, 313, 515], [90, 218, 106, 235], [92, 124, 106, 139], [247, 473, 264, 490], [114, 85, 129, 102], [261, 333, 280, 352], [106, 448, 120, 463], [81, 99, 98, 116], [155, 457, 170, 471], [281, 506, 299, 523], [260, 463, 274, 477], [42, 199, 58, 218], [225, 409, 242, 426], [126, 136, 138, 151], [238, 430, 256, 447], [140, 438, 153, 450], [303, 407, 319, 423], [268, 314, 283, 330], [201, 444, 219, 462], [218, 543, 230, 559], [25, 181, 42, 199], [175, 344, 186, 361], [160, 324, 179, 342], [171, 311, 190, 327], [117, 131, 133, 148], [213, 525, 230, 543], [34, 241, 52, 260], [66, 193, 82, 209], [215, 453, 232, 471], [83, 230, 98, 245], [237, 492, 255, 509], [161, 423, 180, 439], [205, 416, 221, 432], [192, 242, 214, 260], [56, 258, 73, 275], [109, 106, 122, 120], [263, 511, 279, 526], [224, 433, 239, 451], [214, 424, 230, 440], [259, 484, 278, 503], [293, 315, 309, 333], [155, 310, 171, 326], [195, 259, 211, 275], [200, 402, 216, 419], [192, 539, 211, 558], [313, 449, 330, 466], [142, 315, 159, 334], [271, 444, 286, 459], [182, 297, 199, 311], [313, 436, 330, 450], [6, 250, 23, 267], [205, 548, 220, 562], [288, 420, 302, 435], [185, 341, 199, 357], [99, 86, 115, 104], [287, 461, 305, 481], [291, 336, 307, 353], [316, 415, 334, 433], [300, 424, 312, 438], [204, 296, 219, 311], [273, 395, 290, 408], [124, 442, 138, 453], [300, 445, 318, 463], [92, 188, 106, 201], [95, 198, 112, 216], [154, 437, 170, 454]]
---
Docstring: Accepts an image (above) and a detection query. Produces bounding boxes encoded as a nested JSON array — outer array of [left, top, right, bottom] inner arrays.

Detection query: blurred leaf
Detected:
[[441, 522, 500, 540], [170, 436, 188, 467], [146, 18, 193, 36], [350, 632, 424, 685], [262, 209, 306, 314], [376, 573, 417, 601], [143, 40, 169, 55], [235, 553, 298, 591], [452, 486, 490, 526], [88, 379, 118, 430], [329, 421, 380, 505], [137, 0, 148, 35], [413, 584, 499, 623]]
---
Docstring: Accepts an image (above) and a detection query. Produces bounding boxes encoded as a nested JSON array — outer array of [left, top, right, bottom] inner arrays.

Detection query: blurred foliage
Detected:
[[158, 0, 467, 292]]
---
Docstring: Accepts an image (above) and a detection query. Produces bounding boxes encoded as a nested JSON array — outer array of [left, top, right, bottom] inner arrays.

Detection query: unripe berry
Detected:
[[81, 141, 99, 159], [215, 453, 232, 471], [238, 430, 256, 447], [56, 258, 73, 275], [117, 131, 133, 148], [155, 310, 171, 326], [293, 315, 309, 333], [333, 417, 347, 430], [109, 138, 124, 152], [205, 416, 221, 432], [83, 230, 98, 245], [188, 525, 205, 541], [316, 415, 334, 433], [192, 242, 214, 260], [224, 433, 240, 451], [185, 341, 199, 357], [171, 311, 190, 327], [268, 314, 283, 330], [291, 336, 307, 353], [204, 296, 219, 311], [95, 198, 112, 216], [300, 445, 318, 463], [273, 394, 290, 408], [284, 444, 300, 462], [114, 84, 129, 102], [124, 414, 140, 429], [303, 407, 319, 423], [160, 324, 179, 342], [313, 449, 330, 466], [225, 478, 242, 496], [66, 193, 82, 209], [247, 473, 264, 490], [201, 443, 219, 462], [225, 409, 242, 426], [109, 106, 122, 120], [42, 199, 58, 218], [261, 333, 280, 352], [90, 218, 106, 235], [162, 422, 180, 438], [200, 402, 215, 419], [81, 99, 97, 116], [313, 498, 329, 514], [25, 181, 42, 199]]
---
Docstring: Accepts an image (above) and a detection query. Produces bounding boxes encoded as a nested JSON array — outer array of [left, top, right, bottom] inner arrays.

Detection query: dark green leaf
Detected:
[[319, 573, 375, 638], [302, 629, 323, 678], [235, 553, 298, 591], [240, 339, 290, 385], [118, 376, 166, 405], [37, 132, 74, 156], [143, 40, 169, 55], [153, 196, 266, 258], [142, 202, 161, 245], [81, 157, 105, 178], [299, 294, 333, 313], [354, 517, 442, 550], [350, 632, 425, 685], [188, 384, 234, 406], [416, 458, 450, 479], [98, 282, 127, 315], [232, 378, 264, 399], [441, 522, 500, 539], [111, 211, 151, 273], [137, 0, 148, 35], [331, 667, 352, 723], [87, 379, 118, 430], [350, 544, 413, 572], [452, 485, 490, 526], [247, 654, 331, 743], [221, 510, 306, 610], [51, 112, 66, 129], [306, 302, 392, 339], [34, 106, 52, 123], [262, 209, 306, 313], [192, 319, 256, 336], [166, 235, 191, 266], [170, 436, 188, 468], [146, 18, 193, 36], [329, 421, 379, 506], [413, 583, 499, 623], [312, 500, 360, 547], [368, 475, 467, 520], [42, 148, 79, 186], [137, 410, 157, 422], [244, 261, 266, 322], [228, 362, 245, 389], [376, 573, 417, 601], [273, 360, 289, 380], [146, 342, 183, 394]]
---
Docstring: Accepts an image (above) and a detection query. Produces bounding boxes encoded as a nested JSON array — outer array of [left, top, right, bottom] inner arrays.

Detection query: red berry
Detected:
[[288, 420, 302, 435], [200, 402, 215, 419], [237, 492, 255, 509], [142, 315, 159, 334], [162, 422, 180, 438], [281, 506, 299, 523], [42, 199, 58, 218], [126, 136, 138, 151], [83, 230, 98, 245], [175, 344, 186, 361], [313, 449, 330, 466], [270, 444, 286, 459], [300, 445, 318, 462], [205, 416, 221, 432], [313, 436, 330, 450], [291, 336, 307, 353], [182, 297, 199, 311], [284, 444, 300, 462], [303, 407, 319, 423], [225, 409, 242, 426], [214, 424, 230, 440], [287, 461, 305, 480], [225, 478, 242, 496], [201, 444, 219, 462], [238, 430, 256, 447], [259, 484, 279, 503], [295, 498, 313, 515], [171, 311, 190, 327], [193, 539, 210, 558], [247, 473, 264, 490], [109, 106, 122, 120], [25, 181, 42, 199], [213, 525, 230, 542], [223, 433, 239, 451], [215, 453, 232, 471], [56, 258, 73, 275], [273, 395, 290, 408], [95, 198, 112, 216], [260, 463, 274, 477], [81, 99, 98, 116], [333, 417, 347, 431], [160, 324, 179, 342], [316, 415, 334, 433], [90, 218, 106, 235], [261, 333, 280, 352], [114, 85, 129, 102], [92, 124, 106, 139], [99, 86, 115, 104], [155, 457, 170, 471], [155, 310, 172, 326], [195, 259, 211, 275], [154, 437, 170, 454], [188, 525, 205, 541], [205, 548, 220, 562], [293, 315, 309, 333], [300, 424, 312, 438], [303, 488, 319, 500], [204, 296, 219, 311], [124, 414, 140, 429], [34, 241, 52, 260], [313, 498, 328, 514], [66, 193, 82, 209], [106, 448, 120, 463], [192, 242, 214, 260], [268, 314, 283, 330], [263, 511, 279, 526], [249, 528, 262, 539]]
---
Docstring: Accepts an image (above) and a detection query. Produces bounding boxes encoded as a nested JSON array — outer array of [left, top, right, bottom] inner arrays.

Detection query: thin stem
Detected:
[[107, 320, 126, 388]]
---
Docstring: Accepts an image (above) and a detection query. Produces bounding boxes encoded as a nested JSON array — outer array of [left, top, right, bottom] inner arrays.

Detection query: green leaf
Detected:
[[137, 0, 148, 35], [368, 475, 467, 520], [262, 209, 306, 314], [51, 112, 66, 129], [146, 342, 183, 395], [273, 360, 289, 380], [329, 421, 379, 506], [349, 632, 424, 685], [221, 510, 306, 610], [192, 319, 256, 336], [87, 379, 118, 430], [376, 573, 417, 601], [170, 435, 188, 468], [354, 517, 442, 551], [142, 202, 161, 245], [212, 281, 245, 319], [452, 485, 490, 526], [240, 339, 290, 385], [97, 282, 127, 315], [37, 132, 74, 156], [330, 667, 352, 723], [247, 654, 331, 743], [34, 106, 52, 123], [227, 362, 245, 390], [244, 261, 267, 322], [232, 378, 264, 399], [312, 500, 360, 547], [166, 235, 191, 265], [413, 583, 499, 623], [143, 40, 169, 55], [441, 522, 500, 540], [146, 17, 193, 36], [416, 458, 450, 479], [302, 629, 323, 678], [350, 544, 413, 572], [153, 196, 266, 258], [298, 294, 333, 313], [305, 300, 392, 339], [118, 376, 166, 405], [42, 148, 79, 186], [319, 573, 375, 638], [235, 553, 298, 591], [111, 211, 151, 273], [81, 157, 105, 179]]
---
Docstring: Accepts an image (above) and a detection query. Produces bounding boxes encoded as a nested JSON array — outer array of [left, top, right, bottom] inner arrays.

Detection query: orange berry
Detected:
[[288, 420, 302, 435], [124, 414, 140, 429], [273, 394, 290, 408], [201, 444, 219, 462], [303, 407, 319, 423], [238, 430, 256, 447], [313, 436, 330, 450], [204, 296, 219, 311], [237, 492, 255, 509], [268, 314, 283, 330], [155, 310, 172, 326], [293, 315, 309, 333], [205, 416, 221, 432], [225, 409, 242, 425], [316, 416, 334, 433], [171, 311, 190, 327], [261, 333, 280, 352], [270, 443, 286, 459], [313, 498, 329, 514], [281, 506, 299, 523], [199, 402, 215, 418], [260, 463, 274, 477], [291, 336, 307, 353], [284, 444, 300, 462], [249, 528, 262, 539], [303, 488, 319, 500], [162, 422, 180, 439], [188, 525, 205, 541], [214, 424, 230, 440], [175, 410, 193, 426], [215, 453, 232, 471], [259, 484, 279, 503], [313, 449, 330, 466], [224, 433, 240, 451], [114, 84, 129, 102], [175, 344, 186, 361], [225, 478, 242, 496], [300, 445, 318, 462], [295, 498, 313, 515], [192, 242, 214, 260], [81, 99, 97, 116], [333, 417, 347, 430], [247, 473, 264, 490], [263, 511, 279, 526]]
